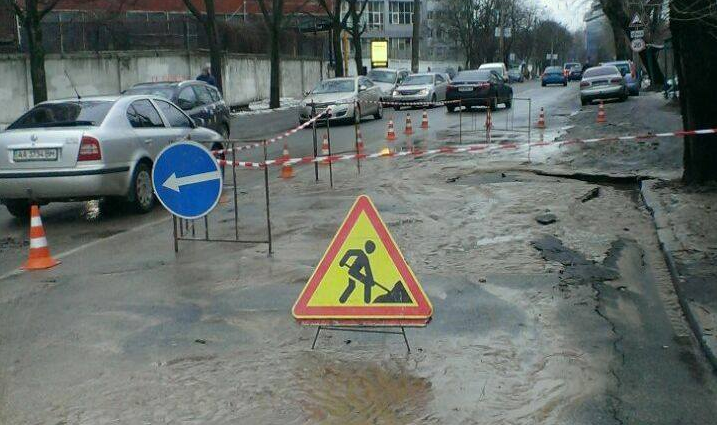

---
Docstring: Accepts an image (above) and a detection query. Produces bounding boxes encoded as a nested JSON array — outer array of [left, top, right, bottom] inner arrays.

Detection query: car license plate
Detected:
[[13, 148, 58, 162], [458, 86, 473, 92]]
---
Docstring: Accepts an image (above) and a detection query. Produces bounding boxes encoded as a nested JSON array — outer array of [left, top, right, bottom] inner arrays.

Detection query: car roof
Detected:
[[369, 68, 399, 72], [44, 95, 120, 103], [407, 73, 434, 77], [323, 77, 358, 81], [480, 63, 504, 67], [131, 80, 212, 88]]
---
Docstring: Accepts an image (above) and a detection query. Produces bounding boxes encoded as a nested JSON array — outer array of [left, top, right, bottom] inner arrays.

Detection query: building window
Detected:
[[389, 1, 413, 25], [366, 1, 384, 29], [389, 37, 411, 58]]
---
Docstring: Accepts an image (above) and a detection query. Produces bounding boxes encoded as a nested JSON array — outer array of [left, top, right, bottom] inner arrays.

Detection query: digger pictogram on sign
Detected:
[[292, 195, 432, 326]]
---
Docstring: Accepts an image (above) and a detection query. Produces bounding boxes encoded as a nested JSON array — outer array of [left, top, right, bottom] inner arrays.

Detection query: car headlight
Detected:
[[419, 89, 429, 96], [392, 90, 400, 96]]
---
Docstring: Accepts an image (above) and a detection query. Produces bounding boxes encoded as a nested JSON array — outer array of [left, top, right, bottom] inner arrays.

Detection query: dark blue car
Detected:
[[541, 66, 567, 87]]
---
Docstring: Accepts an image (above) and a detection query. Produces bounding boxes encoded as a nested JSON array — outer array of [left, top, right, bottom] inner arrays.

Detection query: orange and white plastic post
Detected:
[[386, 118, 397, 141], [536, 107, 546, 129], [597, 101, 607, 124], [485, 108, 493, 144], [404, 113, 414, 135], [22, 205, 60, 270], [280, 142, 294, 179], [421, 109, 429, 129], [320, 134, 330, 165]]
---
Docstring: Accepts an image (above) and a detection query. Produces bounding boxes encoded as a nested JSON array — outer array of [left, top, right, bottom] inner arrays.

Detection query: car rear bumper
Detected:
[[0, 165, 131, 200], [445, 94, 491, 107], [542, 77, 566, 85], [581, 85, 624, 99]]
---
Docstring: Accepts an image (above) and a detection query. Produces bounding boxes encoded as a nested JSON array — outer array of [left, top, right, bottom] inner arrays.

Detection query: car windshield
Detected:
[[584, 67, 619, 78], [123, 86, 175, 100], [545, 67, 562, 74], [402, 75, 433, 85], [311, 80, 355, 94], [367, 70, 397, 83], [7, 101, 114, 129], [564, 63, 580, 70], [453, 70, 491, 82], [605, 63, 630, 76]]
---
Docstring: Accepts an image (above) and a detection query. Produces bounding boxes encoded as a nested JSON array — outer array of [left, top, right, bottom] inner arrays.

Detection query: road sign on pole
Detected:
[[630, 13, 643, 27], [631, 38, 646, 53], [292, 195, 432, 325], [630, 30, 644, 39], [152, 141, 223, 220]]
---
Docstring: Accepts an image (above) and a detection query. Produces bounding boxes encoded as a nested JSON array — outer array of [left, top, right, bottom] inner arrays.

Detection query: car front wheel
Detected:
[[128, 162, 155, 214], [447, 105, 455, 113], [374, 102, 383, 120]]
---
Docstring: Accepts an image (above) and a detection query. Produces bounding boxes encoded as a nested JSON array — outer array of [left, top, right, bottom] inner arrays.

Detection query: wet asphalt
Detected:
[[2, 81, 716, 423]]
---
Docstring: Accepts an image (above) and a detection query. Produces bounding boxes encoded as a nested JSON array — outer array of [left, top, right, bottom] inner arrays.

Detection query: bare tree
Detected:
[[315, 0, 350, 76], [346, 0, 369, 75], [671, 0, 717, 183], [4, 0, 61, 104], [180, 0, 224, 93], [411, 0, 420, 72]]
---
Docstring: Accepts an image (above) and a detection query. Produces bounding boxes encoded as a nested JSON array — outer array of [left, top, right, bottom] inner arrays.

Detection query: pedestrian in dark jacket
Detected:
[[197, 64, 217, 87]]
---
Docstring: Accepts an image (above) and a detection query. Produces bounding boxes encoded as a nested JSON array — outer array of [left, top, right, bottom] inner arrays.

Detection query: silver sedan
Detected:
[[580, 66, 629, 105], [300, 76, 383, 124], [0, 95, 223, 218], [391, 73, 450, 110]]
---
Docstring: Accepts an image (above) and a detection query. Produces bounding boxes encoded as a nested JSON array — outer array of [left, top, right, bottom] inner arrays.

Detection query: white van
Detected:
[[478, 62, 509, 82]]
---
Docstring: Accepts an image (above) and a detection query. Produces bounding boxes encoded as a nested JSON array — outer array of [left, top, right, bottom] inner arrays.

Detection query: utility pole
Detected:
[[411, 0, 420, 72]]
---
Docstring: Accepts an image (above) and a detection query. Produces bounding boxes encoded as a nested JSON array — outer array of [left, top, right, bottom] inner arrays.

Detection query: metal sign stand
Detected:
[[310, 325, 412, 352], [172, 140, 273, 255]]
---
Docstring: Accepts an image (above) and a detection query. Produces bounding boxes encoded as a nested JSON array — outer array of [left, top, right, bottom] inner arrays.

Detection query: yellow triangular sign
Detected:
[[292, 195, 432, 326]]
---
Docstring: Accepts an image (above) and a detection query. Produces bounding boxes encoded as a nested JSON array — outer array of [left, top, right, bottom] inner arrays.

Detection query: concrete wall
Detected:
[[0, 50, 324, 126]]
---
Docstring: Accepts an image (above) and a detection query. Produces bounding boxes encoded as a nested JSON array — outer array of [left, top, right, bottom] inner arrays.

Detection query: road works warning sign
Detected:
[[292, 195, 432, 325]]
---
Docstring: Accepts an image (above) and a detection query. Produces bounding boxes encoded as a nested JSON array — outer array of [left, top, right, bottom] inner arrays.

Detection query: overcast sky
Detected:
[[539, 0, 591, 30]]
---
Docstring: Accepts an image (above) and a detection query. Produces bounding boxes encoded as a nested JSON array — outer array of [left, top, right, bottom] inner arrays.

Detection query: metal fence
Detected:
[[11, 11, 325, 58]]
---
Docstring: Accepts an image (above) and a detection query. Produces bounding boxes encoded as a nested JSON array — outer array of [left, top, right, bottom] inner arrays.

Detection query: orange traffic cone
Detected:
[[597, 101, 607, 124], [386, 119, 396, 141], [536, 107, 546, 129], [22, 205, 60, 270], [280, 143, 294, 179], [420, 109, 429, 129], [356, 128, 364, 154], [404, 113, 414, 135], [320, 134, 330, 165]]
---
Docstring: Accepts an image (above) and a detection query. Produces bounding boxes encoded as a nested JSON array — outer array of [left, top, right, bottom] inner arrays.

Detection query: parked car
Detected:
[[567, 64, 583, 81], [580, 65, 628, 105], [602, 60, 640, 96], [435, 67, 458, 80], [508, 68, 524, 83], [478, 62, 509, 82], [123, 80, 231, 138], [542, 66, 568, 86], [563, 62, 581, 79], [299, 76, 383, 124], [0, 96, 223, 217], [391, 73, 449, 110], [366, 68, 410, 100], [445, 69, 513, 112]]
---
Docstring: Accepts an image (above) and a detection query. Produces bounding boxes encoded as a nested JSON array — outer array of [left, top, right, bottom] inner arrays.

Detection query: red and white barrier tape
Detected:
[[217, 127, 717, 170], [213, 108, 332, 156]]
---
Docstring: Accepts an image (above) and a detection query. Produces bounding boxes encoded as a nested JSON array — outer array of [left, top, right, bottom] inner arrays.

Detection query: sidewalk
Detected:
[[641, 180, 717, 369]]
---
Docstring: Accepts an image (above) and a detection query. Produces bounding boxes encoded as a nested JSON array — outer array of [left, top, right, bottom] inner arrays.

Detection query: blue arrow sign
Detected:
[[152, 141, 222, 219]]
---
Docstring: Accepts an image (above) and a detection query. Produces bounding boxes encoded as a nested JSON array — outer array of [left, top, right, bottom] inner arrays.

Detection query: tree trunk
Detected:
[[671, 0, 717, 183], [410, 0, 420, 72], [203, 0, 223, 93], [331, 26, 343, 77], [638, 46, 665, 88], [352, 30, 363, 75], [269, 24, 281, 108], [26, 18, 48, 104]]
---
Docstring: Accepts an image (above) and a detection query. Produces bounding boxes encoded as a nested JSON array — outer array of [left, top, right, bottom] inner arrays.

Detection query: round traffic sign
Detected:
[[631, 38, 646, 53], [152, 141, 223, 220]]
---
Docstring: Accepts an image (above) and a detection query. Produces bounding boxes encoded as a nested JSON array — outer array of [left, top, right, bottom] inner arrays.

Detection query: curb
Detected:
[[640, 179, 717, 372]]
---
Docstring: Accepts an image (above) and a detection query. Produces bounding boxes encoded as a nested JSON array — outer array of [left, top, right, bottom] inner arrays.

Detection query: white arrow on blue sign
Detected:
[[152, 141, 223, 220]]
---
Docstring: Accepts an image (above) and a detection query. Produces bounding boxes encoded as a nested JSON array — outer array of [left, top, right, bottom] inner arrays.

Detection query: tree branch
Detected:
[[39, 0, 61, 18], [180, 0, 206, 24], [3, 0, 25, 20]]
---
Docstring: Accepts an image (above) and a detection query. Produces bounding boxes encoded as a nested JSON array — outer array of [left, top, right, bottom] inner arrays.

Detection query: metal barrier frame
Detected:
[[172, 140, 273, 255]]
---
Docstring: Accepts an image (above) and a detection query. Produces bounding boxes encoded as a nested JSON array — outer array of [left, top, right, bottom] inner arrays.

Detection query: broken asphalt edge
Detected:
[[640, 179, 717, 373]]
